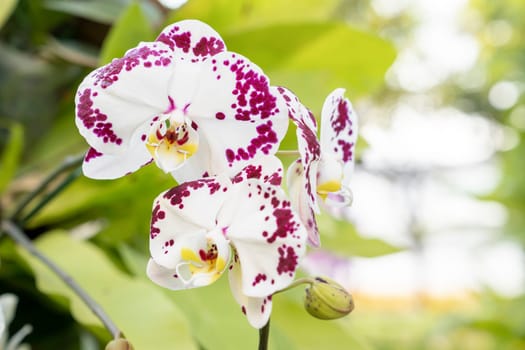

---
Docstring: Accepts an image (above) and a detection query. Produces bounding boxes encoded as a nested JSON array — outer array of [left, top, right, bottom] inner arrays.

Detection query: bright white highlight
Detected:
[[489, 81, 520, 110]]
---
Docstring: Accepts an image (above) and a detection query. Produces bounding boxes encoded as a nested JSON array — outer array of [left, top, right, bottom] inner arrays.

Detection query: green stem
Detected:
[[19, 167, 82, 225], [10, 154, 84, 221], [273, 277, 315, 295], [276, 150, 300, 156], [1, 220, 121, 339], [258, 319, 271, 350]]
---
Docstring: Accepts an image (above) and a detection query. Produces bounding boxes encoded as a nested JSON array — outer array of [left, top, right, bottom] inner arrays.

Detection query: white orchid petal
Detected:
[[147, 258, 188, 290], [220, 179, 307, 297], [286, 160, 320, 246], [75, 41, 174, 155], [181, 53, 288, 177], [276, 86, 320, 167], [156, 19, 225, 61], [148, 230, 230, 290], [320, 88, 358, 175], [150, 177, 231, 267], [228, 258, 273, 329], [82, 121, 153, 179], [277, 86, 320, 220], [232, 155, 283, 185]]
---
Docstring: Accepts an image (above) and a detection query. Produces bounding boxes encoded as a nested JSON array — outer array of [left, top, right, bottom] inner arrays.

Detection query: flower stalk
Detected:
[[258, 319, 271, 350], [10, 154, 84, 222], [1, 220, 122, 340]]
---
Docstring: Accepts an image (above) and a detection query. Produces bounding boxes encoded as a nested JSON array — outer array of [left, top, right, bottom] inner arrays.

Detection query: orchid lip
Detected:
[[145, 110, 199, 173], [174, 234, 229, 287], [325, 185, 353, 207]]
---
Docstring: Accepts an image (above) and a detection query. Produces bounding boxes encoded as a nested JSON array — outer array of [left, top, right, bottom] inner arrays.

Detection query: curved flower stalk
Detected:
[[75, 19, 289, 183], [279, 88, 358, 246], [146, 156, 307, 328]]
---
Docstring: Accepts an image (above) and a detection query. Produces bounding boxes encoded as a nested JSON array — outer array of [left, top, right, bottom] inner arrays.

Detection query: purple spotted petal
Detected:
[[276, 86, 317, 131], [286, 160, 320, 246], [75, 41, 174, 156], [174, 52, 288, 179], [156, 19, 225, 61], [82, 121, 153, 179], [148, 230, 230, 289], [229, 257, 273, 329], [231, 155, 283, 186], [276, 86, 320, 210], [218, 178, 307, 297], [150, 176, 231, 268], [320, 88, 358, 183]]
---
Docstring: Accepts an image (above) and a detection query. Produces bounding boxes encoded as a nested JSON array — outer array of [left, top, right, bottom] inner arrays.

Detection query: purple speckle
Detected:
[[77, 89, 122, 145], [84, 147, 102, 163], [193, 37, 225, 57]]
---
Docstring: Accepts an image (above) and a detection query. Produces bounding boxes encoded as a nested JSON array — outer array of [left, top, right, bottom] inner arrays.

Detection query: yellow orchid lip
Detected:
[[316, 179, 342, 200], [180, 242, 227, 284], [146, 116, 199, 172]]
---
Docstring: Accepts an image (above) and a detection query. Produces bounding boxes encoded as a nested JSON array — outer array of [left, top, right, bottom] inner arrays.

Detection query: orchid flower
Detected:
[[75, 20, 289, 183], [279, 88, 358, 246], [146, 156, 307, 328]]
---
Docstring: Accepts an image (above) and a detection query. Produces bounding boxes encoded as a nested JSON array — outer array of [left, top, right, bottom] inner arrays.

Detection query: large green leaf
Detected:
[[0, 122, 23, 194], [0, 0, 17, 29], [119, 244, 259, 349], [167, 0, 341, 33], [18, 232, 197, 350], [272, 291, 372, 350], [99, 1, 154, 65], [119, 244, 370, 350], [225, 22, 396, 107], [317, 215, 403, 257], [44, 0, 127, 24]]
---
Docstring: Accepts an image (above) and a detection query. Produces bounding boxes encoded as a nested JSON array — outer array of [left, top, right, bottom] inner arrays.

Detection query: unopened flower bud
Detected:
[[304, 277, 354, 320], [105, 338, 134, 350]]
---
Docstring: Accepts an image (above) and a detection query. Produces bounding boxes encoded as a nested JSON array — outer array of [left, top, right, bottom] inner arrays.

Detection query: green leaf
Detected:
[[99, 1, 154, 65], [44, 0, 127, 24], [225, 22, 396, 107], [120, 245, 260, 349], [167, 0, 341, 33], [317, 215, 403, 257], [119, 244, 371, 350], [27, 165, 174, 249], [0, 122, 23, 194], [18, 232, 197, 350], [0, 0, 17, 29], [272, 292, 372, 350]]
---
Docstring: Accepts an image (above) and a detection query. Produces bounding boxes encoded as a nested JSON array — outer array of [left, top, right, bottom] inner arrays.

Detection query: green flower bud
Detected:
[[105, 338, 134, 350], [304, 277, 354, 320]]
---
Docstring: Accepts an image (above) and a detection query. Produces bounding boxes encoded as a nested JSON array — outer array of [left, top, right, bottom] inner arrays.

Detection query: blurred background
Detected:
[[1, 0, 524, 349]]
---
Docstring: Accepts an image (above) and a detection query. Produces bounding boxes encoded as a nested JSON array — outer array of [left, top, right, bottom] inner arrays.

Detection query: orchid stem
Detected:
[[274, 277, 315, 295], [276, 150, 300, 156], [10, 154, 84, 222], [1, 220, 121, 339], [258, 319, 271, 350], [20, 167, 82, 225]]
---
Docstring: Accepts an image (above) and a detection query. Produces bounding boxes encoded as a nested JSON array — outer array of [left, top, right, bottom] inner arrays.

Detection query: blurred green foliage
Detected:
[[0, 0, 399, 349], [2, 0, 523, 349]]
